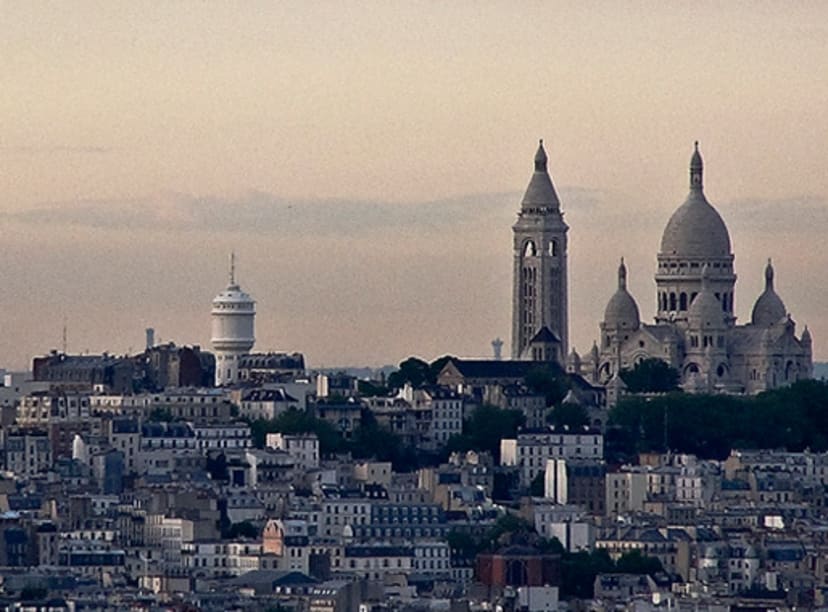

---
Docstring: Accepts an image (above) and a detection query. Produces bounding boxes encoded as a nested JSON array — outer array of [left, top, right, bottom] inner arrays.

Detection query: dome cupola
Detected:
[[751, 259, 787, 327], [659, 143, 732, 258], [688, 265, 725, 329], [603, 258, 640, 331]]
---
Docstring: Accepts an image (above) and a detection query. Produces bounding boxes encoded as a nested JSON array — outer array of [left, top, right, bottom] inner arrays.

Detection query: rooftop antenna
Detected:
[[62, 316, 68, 354], [229, 251, 236, 286]]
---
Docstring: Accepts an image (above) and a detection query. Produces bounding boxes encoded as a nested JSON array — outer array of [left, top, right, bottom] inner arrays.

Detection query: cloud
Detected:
[[726, 195, 828, 234], [9, 186, 609, 237], [0, 145, 114, 155]]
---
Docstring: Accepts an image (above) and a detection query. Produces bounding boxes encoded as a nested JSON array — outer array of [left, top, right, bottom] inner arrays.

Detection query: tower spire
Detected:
[[618, 257, 627, 290], [690, 141, 703, 190], [534, 139, 548, 172], [765, 258, 774, 290], [229, 252, 236, 286]]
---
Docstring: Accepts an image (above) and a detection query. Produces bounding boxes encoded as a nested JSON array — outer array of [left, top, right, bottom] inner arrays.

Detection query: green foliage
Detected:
[[530, 471, 545, 497], [206, 452, 228, 481], [616, 549, 664, 575], [223, 520, 259, 539], [149, 407, 175, 422], [608, 380, 828, 460], [446, 405, 525, 462], [547, 402, 590, 428], [620, 358, 680, 393], [561, 549, 615, 599], [525, 366, 569, 406], [247, 408, 346, 454], [387, 357, 432, 389], [386, 355, 456, 390], [350, 418, 419, 471], [18, 586, 48, 601], [357, 379, 389, 397]]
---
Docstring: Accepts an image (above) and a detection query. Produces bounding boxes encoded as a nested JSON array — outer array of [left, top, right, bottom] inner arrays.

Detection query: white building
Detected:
[[500, 426, 603, 486], [266, 433, 319, 470], [211, 254, 256, 386]]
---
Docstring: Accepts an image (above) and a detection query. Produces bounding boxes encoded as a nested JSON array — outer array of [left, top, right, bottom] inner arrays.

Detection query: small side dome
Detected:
[[688, 265, 725, 328], [603, 258, 640, 331], [567, 347, 581, 371], [751, 259, 787, 327]]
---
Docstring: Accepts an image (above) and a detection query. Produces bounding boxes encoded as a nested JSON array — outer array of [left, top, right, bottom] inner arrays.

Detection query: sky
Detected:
[[2, 2, 828, 369]]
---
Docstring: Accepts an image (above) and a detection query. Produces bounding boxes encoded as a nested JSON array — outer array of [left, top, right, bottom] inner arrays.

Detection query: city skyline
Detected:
[[3, 3, 828, 368]]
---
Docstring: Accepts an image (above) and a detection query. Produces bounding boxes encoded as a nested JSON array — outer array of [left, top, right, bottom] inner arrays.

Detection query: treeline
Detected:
[[608, 379, 828, 461]]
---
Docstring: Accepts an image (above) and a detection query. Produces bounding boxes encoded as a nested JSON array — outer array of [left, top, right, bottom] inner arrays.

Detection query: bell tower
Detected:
[[511, 140, 569, 360]]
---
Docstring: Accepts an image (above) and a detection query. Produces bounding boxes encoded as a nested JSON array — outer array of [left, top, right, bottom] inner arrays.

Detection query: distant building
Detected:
[[583, 145, 812, 394], [511, 141, 569, 361], [211, 254, 256, 386], [32, 352, 134, 394]]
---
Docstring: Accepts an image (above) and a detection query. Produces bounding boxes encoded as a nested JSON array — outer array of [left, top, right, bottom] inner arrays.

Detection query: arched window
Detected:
[[523, 241, 536, 257], [679, 293, 688, 311], [669, 293, 677, 311]]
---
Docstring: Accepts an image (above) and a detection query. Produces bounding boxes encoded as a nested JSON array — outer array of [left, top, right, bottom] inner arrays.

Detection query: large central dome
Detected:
[[659, 144, 731, 258]]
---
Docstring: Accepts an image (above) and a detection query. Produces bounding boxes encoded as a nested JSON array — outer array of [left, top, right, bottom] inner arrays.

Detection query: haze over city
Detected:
[[3, 2, 828, 369]]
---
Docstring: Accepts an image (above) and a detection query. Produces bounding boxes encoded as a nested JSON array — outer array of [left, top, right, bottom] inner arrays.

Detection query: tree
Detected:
[[525, 365, 569, 406], [224, 520, 259, 539], [615, 549, 664, 575], [247, 408, 346, 455], [620, 358, 680, 393], [447, 405, 524, 462], [387, 357, 431, 389], [530, 471, 546, 497], [547, 402, 589, 428]]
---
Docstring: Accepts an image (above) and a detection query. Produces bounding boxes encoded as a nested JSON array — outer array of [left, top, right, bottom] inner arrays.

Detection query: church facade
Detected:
[[568, 143, 813, 394]]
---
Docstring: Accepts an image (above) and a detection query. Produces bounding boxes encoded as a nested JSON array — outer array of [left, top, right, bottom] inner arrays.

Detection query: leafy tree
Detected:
[[446, 405, 524, 462], [620, 358, 680, 393], [615, 549, 664, 575], [247, 408, 346, 455], [387, 357, 431, 389], [561, 549, 615, 599], [224, 520, 259, 539], [357, 379, 389, 397], [19, 586, 48, 601], [530, 471, 546, 497], [547, 402, 590, 429], [525, 365, 569, 406], [149, 407, 175, 422], [206, 452, 228, 481], [607, 380, 828, 460]]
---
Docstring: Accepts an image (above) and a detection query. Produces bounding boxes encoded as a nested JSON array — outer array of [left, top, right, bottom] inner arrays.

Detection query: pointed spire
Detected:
[[690, 141, 703, 190], [701, 262, 712, 290], [618, 257, 627, 290], [764, 258, 775, 291], [229, 251, 237, 287], [803, 325, 812, 345], [534, 139, 548, 172]]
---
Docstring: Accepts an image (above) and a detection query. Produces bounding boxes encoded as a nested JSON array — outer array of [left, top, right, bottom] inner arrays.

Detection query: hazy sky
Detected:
[[2, 2, 828, 369]]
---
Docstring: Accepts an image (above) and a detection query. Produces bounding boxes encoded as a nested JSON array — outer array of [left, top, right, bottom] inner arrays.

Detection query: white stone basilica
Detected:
[[510, 140, 814, 394], [572, 143, 813, 394]]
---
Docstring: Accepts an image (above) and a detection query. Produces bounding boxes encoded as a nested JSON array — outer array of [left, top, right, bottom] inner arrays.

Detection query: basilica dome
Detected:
[[751, 260, 786, 327], [659, 144, 732, 258], [603, 259, 640, 330]]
